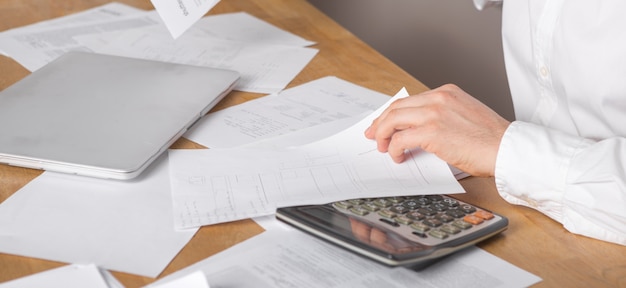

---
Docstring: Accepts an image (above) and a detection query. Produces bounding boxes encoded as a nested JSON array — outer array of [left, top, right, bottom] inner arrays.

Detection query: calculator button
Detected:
[[390, 205, 410, 214], [414, 197, 431, 206], [435, 214, 455, 223], [445, 209, 467, 218], [431, 202, 449, 211], [394, 215, 413, 225], [333, 201, 352, 209], [373, 198, 393, 208], [416, 207, 437, 216], [349, 206, 369, 216], [347, 199, 366, 205], [428, 229, 448, 239], [460, 204, 477, 214], [406, 211, 425, 221], [422, 218, 443, 227], [377, 209, 396, 219], [443, 198, 459, 207], [440, 224, 462, 234], [410, 222, 430, 233], [387, 197, 405, 204], [361, 203, 380, 212], [475, 210, 495, 220], [463, 214, 484, 225], [452, 219, 473, 230], [402, 200, 420, 210]]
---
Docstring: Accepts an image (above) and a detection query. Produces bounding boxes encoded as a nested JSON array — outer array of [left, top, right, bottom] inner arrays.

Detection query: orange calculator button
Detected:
[[463, 214, 484, 225], [474, 210, 495, 220]]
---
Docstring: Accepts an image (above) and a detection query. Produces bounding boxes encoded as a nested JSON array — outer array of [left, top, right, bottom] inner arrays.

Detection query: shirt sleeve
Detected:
[[495, 121, 626, 245], [473, 0, 503, 10]]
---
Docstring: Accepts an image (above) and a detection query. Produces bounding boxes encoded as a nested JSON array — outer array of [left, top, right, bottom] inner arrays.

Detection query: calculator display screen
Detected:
[[296, 205, 428, 256]]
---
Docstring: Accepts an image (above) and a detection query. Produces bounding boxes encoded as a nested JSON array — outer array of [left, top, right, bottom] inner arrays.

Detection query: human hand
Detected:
[[364, 84, 510, 177]]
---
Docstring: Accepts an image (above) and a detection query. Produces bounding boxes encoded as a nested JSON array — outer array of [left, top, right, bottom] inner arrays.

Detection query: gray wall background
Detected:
[[308, 0, 515, 121]]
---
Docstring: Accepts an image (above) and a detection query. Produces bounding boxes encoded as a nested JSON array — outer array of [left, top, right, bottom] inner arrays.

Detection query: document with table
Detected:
[[168, 88, 464, 228], [0, 1, 547, 287]]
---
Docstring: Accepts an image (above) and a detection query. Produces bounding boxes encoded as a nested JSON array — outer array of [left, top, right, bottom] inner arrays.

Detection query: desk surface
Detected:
[[1, 1, 625, 287]]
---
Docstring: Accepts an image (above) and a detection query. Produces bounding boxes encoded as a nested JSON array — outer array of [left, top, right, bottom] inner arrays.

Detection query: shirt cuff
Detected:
[[494, 121, 585, 223]]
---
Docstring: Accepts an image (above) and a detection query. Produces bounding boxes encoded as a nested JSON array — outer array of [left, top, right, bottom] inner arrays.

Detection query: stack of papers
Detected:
[[0, 3, 317, 93]]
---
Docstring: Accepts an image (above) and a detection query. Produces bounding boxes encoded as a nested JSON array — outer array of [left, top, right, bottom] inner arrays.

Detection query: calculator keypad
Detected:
[[332, 195, 501, 246]]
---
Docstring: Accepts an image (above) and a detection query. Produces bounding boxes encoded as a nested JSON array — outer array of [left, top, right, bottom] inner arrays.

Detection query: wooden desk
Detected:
[[1, 1, 625, 287]]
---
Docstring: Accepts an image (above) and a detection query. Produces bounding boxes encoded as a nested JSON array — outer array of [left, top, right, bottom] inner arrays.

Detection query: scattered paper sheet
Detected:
[[0, 155, 198, 278], [150, 0, 220, 39], [1, 8, 316, 94], [147, 224, 542, 288], [0, 2, 144, 56], [0, 264, 123, 288], [74, 12, 317, 93], [168, 88, 464, 229], [187, 12, 315, 47], [2, 2, 144, 32], [184, 76, 390, 148], [0, 11, 162, 71], [148, 271, 210, 288], [78, 25, 317, 93]]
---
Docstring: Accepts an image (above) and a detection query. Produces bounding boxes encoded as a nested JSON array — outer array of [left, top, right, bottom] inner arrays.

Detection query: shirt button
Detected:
[[539, 66, 549, 77]]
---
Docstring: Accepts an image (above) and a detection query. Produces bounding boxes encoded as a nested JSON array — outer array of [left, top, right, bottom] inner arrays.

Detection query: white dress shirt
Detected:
[[476, 0, 626, 245]]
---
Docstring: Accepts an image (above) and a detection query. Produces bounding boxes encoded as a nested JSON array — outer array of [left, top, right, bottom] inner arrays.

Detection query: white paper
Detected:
[[0, 155, 198, 278], [150, 0, 220, 39], [168, 88, 464, 228], [184, 76, 390, 148], [147, 226, 542, 288], [148, 271, 210, 288], [0, 2, 144, 56], [2, 3, 144, 32], [187, 12, 315, 47], [79, 26, 317, 93], [0, 264, 123, 288], [0, 11, 163, 71]]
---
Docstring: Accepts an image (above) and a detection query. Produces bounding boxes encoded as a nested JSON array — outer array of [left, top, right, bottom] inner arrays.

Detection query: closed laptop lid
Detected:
[[0, 51, 239, 180]]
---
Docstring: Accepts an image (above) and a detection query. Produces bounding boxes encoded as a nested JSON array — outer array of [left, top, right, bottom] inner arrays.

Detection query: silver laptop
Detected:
[[0, 51, 239, 180]]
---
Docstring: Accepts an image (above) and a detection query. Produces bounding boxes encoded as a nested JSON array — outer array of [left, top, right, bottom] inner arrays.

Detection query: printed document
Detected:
[[184, 76, 391, 148], [168, 89, 464, 229], [148, 226, 542, 288], [150, 0, 220, 39], [81, 27, 317, 93], [0, 11, 162, 71], [188, 12, 315, 46], [0, 2, 143, 56], [75, 12, 317, 94]]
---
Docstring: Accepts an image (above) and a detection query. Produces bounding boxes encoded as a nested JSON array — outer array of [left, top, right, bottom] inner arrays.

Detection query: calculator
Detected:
[[276, 195, 508, 269]]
